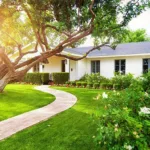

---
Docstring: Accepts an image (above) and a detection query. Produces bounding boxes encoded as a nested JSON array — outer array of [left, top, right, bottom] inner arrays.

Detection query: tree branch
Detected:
[[55, 42, 109, 61], [0, 48, 15, 73]]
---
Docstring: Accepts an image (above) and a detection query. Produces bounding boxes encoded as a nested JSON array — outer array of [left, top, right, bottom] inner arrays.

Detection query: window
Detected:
[[143, 59, 150, 73], [61, 60, 65, 72], [33, 63, 39, 72], [91, 61, 100, 73], [115, 59, 126, 74]]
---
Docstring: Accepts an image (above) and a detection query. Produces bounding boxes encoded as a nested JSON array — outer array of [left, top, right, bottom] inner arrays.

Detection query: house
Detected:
[[30, 42, 150, 81]]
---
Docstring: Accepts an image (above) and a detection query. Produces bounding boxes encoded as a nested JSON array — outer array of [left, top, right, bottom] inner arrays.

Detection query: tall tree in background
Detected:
[[119, 29, 150, 43], [0, 0, 150, 92]]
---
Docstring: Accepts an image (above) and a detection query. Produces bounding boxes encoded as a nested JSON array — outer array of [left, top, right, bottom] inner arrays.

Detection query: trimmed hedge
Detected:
[[87, 82, 93, 88], [24, 73, 49, 84], [52, 72, 69, 84], [93, 83, 99, 89]]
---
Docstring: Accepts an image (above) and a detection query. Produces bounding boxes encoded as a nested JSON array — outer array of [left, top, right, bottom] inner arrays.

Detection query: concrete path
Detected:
[[0, 85, 77, 141]]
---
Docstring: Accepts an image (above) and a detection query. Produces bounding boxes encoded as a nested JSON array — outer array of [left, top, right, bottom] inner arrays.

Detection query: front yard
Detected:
[[0, 87, 109, 150], [0, 82, 149, 150]]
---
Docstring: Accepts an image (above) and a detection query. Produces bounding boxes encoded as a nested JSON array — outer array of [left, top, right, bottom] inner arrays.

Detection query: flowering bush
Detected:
[[94, 80, 150, 149]]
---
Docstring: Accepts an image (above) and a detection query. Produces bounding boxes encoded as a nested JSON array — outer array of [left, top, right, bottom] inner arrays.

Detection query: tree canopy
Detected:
[[118, 29, 150, 43]]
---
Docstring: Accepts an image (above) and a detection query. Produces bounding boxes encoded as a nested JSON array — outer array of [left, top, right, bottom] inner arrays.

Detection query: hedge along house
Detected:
[[30, 41, 150, 81]]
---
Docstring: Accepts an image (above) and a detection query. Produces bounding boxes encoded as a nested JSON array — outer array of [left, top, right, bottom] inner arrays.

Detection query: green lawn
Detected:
[[0, 87, 110, 150], [0, 84, 55, 121]]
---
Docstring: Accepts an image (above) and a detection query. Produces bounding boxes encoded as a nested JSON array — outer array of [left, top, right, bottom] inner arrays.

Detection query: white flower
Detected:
[[102, 92, 108, 99], [139, 107, 150, 114], [124, 145, 133, 150], [115, 124, 118, 127], [144, 92, 149, 97]]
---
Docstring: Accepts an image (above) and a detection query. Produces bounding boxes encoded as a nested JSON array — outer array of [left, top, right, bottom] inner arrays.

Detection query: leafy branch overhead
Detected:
[[0, 0, 150, 92]]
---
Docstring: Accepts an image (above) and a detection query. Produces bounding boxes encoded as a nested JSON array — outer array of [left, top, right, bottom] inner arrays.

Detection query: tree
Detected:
[[0, 0, 150, 92], [118, 29, 150, 43]]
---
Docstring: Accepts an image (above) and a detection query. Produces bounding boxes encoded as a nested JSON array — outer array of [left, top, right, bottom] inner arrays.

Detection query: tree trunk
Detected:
[[0, 74, 10, 93]]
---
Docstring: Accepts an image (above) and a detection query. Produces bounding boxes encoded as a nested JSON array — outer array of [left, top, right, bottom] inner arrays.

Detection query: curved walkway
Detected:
[[0, 85, 77, 141]]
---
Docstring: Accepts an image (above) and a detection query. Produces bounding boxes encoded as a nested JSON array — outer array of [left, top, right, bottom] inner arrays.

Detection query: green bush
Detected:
[[52, 72, 69, 84], [112, 73, 134, 89], [65, 81, 71, 85], [76, 82, 81, 87], [100, 83, 107, 89], [113, 84, 121, 90], [95, 81, 150, 149], [84, 73, 108, 84], [23, 73, 49, 84], [93, 83, 100, 89], [87, 82, 93, 88], [81, 82, 87, 87], [107, 83, 113, 89], [41, 73, 49, 84], [70, 81, 76, 86]]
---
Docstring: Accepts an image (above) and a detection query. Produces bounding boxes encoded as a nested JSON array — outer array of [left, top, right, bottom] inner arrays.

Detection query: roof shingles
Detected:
[[64, 42, 150, 57]]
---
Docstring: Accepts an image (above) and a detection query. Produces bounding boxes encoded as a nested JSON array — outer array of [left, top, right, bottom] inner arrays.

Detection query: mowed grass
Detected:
[[0, 87, 110, 150], [0, 84, 55, 121]]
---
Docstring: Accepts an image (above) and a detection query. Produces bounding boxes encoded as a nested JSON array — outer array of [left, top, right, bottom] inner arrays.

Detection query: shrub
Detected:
[[95, 81, 150, 149], [23, 73, 49, 84], [112, 73, 134, 89], [65, 81, 71, 85], [81, 82, 87, 87], [100, 83, 107, 89], [93, 83, 100, 89], [52, 72, 69, 84], [87, 82, 93, 88], [76, 82, 82, 87], [70, 81, 76, 86], [41, 73, 49, 84], [113, 84, 121, 90], [107, 83, 113, 89], [85, 73, 108, 84]]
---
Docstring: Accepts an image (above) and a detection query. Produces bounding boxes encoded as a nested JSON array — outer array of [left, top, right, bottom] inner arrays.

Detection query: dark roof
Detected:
[[64, 42, 150, 57]]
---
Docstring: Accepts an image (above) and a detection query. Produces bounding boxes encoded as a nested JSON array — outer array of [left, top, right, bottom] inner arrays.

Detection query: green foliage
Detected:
[[87, 82, 93, 89], [95, 78, 150, 149], [24, 73, 49, 84], [100, 83, 107, 89], [113, 84, 121, 90], [41, 73, 49, 84], [119, 29, 150, 43], [70, 81, 76, 86], [81, 82, 87, 87], [112, 73, 134, 89], [93, 83, 100, 89], [107, 83, 113, 90], [84, 73, 109, 84], [141, 71, 150, 92], [76, 82, 82, 87], [52, 72, 69, 84], [65, 81, 71, 85]]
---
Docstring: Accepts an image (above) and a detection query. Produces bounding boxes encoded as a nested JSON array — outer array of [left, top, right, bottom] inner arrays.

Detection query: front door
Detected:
[[61, 60, 65, 72]]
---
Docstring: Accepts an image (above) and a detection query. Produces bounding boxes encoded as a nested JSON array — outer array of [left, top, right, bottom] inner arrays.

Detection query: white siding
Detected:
[[86, 55, 150, 78], [70, 60, 77, 81], [42, 56, 67, 73]]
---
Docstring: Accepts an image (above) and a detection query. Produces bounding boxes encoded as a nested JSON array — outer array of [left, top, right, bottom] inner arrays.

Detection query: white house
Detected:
[[30, 42, 150, 81]]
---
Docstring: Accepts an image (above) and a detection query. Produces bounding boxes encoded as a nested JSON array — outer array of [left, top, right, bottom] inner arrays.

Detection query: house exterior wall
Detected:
[[41, 56, 68, 73], [70, 60, 77, 81], [85, 55, 150, 79]]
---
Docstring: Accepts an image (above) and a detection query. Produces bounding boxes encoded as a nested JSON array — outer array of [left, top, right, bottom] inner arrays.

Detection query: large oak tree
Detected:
[[0, 0, 149, 92]]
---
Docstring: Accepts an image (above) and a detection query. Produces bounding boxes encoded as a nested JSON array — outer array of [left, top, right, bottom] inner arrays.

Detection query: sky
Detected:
[[82, 9, 150, 46]]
